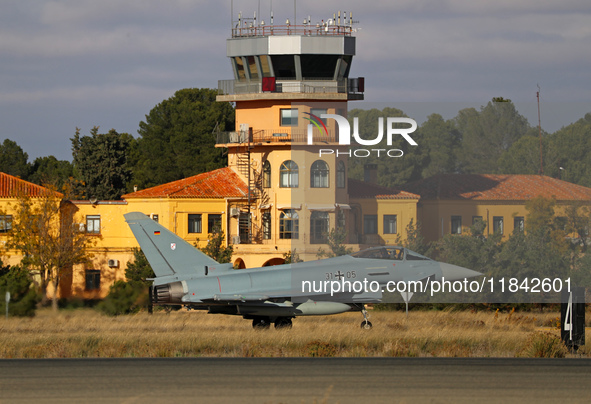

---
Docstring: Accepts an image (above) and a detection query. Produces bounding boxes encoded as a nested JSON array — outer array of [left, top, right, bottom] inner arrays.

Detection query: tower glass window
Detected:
[[300, 54, 340, 78], [270, 55, 296, 78], [233, 57, 246, 81], [246, 56, 259, 79], [280, 160, 299, 188], [310, 160, 329, 188], [337, 55, 352, 79], [259, 55, 272, 77]]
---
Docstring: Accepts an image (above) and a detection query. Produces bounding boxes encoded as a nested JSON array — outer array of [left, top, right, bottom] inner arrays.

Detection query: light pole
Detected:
[[559, 167, 566, 180]]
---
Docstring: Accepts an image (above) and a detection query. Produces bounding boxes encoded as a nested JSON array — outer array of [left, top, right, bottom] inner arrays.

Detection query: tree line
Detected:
[[3, 91, 591, 200], [348, 100, 591, 189]]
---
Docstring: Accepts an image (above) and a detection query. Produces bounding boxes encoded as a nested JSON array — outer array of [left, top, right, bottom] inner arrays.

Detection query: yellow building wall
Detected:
[[0, 197, 25, 268], [416, 200, 579, 242], [234, 100, 348, 136], [68, 197, 230, 298], [350, 197, 419, 246]]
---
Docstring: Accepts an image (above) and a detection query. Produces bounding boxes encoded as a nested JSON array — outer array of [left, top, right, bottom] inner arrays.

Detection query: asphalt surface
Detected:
[[1, 357, 590, 403]]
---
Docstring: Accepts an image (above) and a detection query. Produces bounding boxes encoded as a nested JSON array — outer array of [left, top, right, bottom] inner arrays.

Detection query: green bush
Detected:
[[305, 340, 338, 357], [96, 280, 148, 316], [518, 331, 569, 358], [0, 263, 39, 317]]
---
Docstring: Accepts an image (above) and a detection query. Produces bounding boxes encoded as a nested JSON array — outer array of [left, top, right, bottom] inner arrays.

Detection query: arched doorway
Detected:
[[262, 257, 285, 267]]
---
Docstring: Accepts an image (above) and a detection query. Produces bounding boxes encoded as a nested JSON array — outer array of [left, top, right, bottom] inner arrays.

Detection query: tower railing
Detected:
[[218, 78, 364, 97], [231, 24, 354, 38], [216, 129, 339, 145]]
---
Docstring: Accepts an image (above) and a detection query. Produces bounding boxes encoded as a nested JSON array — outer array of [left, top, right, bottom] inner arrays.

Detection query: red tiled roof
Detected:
[[348, 178, 420, 200], [0, 172, 63, 198], [403, 174, 591, 201], [122, 167, 248, 199]]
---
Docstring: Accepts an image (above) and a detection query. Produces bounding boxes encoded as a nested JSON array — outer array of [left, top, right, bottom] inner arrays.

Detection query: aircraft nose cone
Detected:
[[440, 263, 482, 281]]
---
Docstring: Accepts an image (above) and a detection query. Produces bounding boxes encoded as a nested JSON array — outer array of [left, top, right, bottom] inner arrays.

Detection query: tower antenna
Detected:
[[537, 84, 543, 175]]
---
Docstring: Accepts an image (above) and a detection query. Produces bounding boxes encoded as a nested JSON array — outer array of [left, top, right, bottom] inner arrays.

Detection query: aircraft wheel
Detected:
[[360, 320, 373, 330], [252, 317, 271, 330], [274, 318, 293, 329]]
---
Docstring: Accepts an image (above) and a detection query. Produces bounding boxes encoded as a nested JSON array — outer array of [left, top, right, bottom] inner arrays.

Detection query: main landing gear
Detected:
[[251, 316, 293, 330]]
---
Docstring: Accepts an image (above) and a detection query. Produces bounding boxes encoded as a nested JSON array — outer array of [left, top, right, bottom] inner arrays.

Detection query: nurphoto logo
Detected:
[[306, 113, 418, 158]]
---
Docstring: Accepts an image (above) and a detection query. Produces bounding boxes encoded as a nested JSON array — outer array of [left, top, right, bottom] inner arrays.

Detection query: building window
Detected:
[[208, 214, 222, 233], [280, 109, 298, 126], [514, 216, 524, 232], [310, 211, 329, 244], [233, 57, 246, 81], [85, 270, 100, 291], [259, 55, 272, 77], [188, 214, 202, 233], [0, 215, 12, 233], [472, 216, 483, 225], [279, 210, 299, 239], [246, 55, 259, 79], [337, 161, 346, 188], [86, 215, 101, 234], [310, 160, 329, 188], [364, 215, 378, 234], [451, 216, 462, 234], [151, 214, 159, 223], [310, 108, 328, 125], [337, 210, 346, 230], [383, 215, 397, 234], [262, 212, 271, 240], [280, 160, 299, 188], [239, 213, 251, 243], [493, 216, 504, 234], [263, 160, 271, 188]]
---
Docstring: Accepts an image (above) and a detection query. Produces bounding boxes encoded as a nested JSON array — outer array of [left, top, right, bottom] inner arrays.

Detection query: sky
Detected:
[[2, 0, 591, 162]]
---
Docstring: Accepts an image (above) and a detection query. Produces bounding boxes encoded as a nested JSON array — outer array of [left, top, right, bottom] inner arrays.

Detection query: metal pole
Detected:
[[5, 291, 10, 319]]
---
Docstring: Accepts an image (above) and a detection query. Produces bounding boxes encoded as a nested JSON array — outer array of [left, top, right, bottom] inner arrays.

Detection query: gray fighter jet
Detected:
[[125, 212, 481, 329]]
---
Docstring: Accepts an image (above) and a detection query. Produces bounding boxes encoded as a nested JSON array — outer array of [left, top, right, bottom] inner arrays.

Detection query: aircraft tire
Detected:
[[252, 317, 271, 330], [274, 318, 293, 329], [360, 320, 373, 330]]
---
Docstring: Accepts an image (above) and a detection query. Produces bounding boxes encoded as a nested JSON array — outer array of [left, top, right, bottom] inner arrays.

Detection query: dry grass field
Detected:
[[0, 308, 588, 358]]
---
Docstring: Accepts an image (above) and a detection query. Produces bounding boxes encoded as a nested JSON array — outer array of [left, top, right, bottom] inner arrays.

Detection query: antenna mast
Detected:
[[537, 85, 543, 175]]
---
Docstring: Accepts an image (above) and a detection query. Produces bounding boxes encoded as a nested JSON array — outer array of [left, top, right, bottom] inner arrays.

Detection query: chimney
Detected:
[[364, 163, 377, 184]]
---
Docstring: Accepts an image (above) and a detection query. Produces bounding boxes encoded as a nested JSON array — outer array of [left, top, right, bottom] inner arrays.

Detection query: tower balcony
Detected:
[[217, 77, 364, 102], [216, 128, 342, 147]]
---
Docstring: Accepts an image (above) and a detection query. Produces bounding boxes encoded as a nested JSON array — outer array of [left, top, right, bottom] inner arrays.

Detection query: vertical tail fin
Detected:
[[124, 212, 219, 278]]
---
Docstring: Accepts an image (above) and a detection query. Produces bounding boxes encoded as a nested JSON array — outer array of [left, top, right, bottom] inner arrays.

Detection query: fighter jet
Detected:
[[124, 212, 481, 329]]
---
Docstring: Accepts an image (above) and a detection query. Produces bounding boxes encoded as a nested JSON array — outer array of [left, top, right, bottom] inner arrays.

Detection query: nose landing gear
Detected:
[[360, 305, 372, 330]]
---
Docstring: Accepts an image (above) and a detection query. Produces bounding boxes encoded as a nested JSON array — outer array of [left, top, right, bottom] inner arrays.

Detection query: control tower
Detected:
[[216, 12, 364, 265]]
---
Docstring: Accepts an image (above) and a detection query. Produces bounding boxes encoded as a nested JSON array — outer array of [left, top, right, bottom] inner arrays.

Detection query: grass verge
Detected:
[[0, 308, 588, 358]]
